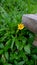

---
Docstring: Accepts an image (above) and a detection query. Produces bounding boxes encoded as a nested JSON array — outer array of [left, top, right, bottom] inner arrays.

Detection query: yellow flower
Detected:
[[18, 23, 24, 30]]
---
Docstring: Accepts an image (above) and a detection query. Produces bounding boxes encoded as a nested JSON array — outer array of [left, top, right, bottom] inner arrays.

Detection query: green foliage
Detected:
[[0, 0, 37, 65], [24, 44, 31, 54]]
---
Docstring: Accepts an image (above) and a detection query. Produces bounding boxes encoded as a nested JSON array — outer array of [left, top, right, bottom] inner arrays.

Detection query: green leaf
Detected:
[[4, 63, 12, 65], [0, 50, 3, 54], [32, 55, 37, 60], [4, 39, 11, 51], [10, 52, 18, 60], [24, 44, 31, 54], [15, 61, 25, 65], [15, 39, 23, 50], [0, 32, 10, 42], [18, 61, 25, 65], [11, 37, 15, 49], [0, 28, 6, 32], [0, 43, 4, 49], [1, 54, 6, 63], [4, 52, 9, 60], [28, 33, 34, 44]]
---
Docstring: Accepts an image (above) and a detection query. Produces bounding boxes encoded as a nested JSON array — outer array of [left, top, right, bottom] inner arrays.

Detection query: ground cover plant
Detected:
[[0, 0, 37, 65]]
